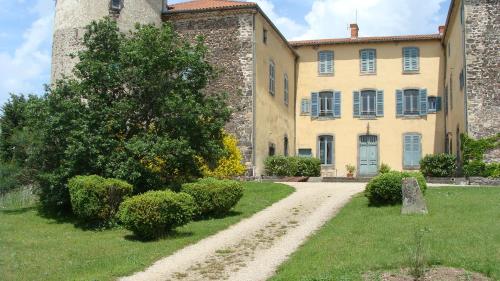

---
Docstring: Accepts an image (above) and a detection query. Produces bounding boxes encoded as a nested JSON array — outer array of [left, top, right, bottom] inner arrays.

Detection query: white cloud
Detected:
[[0, 0, 54, 104], [251, 0, 307, 39], [294, 0, 447, 40]]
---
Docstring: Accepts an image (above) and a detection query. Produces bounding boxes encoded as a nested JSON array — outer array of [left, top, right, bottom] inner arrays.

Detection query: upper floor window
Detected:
[[301, 99, 310, 115], [269, 60, 275, 96], [427, 96, 441, 113], [318, 51, 334, 75], [311, 91, 341, 118], [403, 47, 420, 72], [318, 135, 334, 165], [263, 29, 268, 44], [353, 90, 384, 118], [403, 133, 422, 169], [360, 49, 376, 74], [284, 74, 289, 106], [111, 0, 122, 11], [298, 148, 312, 158], [396, 89, 428, 117]]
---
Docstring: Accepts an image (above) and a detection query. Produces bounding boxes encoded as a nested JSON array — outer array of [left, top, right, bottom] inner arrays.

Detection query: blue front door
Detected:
[[359, 135, 378, 176]]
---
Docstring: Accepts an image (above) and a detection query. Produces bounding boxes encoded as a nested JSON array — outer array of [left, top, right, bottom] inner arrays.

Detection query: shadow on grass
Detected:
[[0, 206, 37, 214], [124, 229, 195, 243], [193, 210, 243, 221]]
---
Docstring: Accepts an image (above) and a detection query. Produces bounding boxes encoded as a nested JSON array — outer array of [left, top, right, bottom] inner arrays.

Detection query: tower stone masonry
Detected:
[[51, 0, 164, 82]]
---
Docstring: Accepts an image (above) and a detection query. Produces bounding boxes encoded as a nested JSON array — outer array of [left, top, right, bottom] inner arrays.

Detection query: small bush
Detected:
[[68, 175, 133, 224], [378, 163, 391, 174], [419, 153, 457, 177], [485, 163, 500, 178], [265, 156, 320, 177], [181, 178, 243, 217], [198, 133, 246, 179], [296, 157, 321, 177], [365, 171, 427, 205], [0, 162, 21, 194], [463, 160, 486, 177], [118, 190, 196, 240]]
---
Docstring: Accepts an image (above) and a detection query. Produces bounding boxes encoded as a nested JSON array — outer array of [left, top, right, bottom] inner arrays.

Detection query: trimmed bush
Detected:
[[181, 178, 244, 217], [118, 190, 196, 240], [365, 171, 427, 205], [296, 157, 321, 177], [264, 156, 320, 177], [419, 153, 457, 177], [68, 175, 133, 224]]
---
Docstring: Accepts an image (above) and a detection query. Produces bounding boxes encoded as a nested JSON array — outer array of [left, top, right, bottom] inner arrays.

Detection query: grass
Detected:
[[271, 187, 500, 281], [0, 182, 294, 281]]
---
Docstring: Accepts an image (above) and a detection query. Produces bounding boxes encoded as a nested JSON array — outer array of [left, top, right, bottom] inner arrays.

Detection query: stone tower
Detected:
[[51, 0, 165, 82]]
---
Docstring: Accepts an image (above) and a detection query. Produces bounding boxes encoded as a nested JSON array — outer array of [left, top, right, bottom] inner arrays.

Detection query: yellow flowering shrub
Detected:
[[199, 133, 246, 179]]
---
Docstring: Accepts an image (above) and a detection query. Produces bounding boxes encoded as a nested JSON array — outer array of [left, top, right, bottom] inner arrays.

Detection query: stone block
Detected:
[[401, 177, 428, 215]]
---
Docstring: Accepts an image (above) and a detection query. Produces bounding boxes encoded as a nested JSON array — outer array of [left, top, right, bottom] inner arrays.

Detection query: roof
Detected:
[[290, 34, 442, 47], [168, 0, 257, 13]]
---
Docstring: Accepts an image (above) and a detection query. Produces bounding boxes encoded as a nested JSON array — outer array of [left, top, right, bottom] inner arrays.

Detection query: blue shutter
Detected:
[[436, 97, 442, 111], [376, 90, 384, 117], [311, 92, 319, 118], [419, 88, 428, 116], [403, 48, 411, 71], [413, 135, 422, 166], [334, 91, 341, 118], [396, 90, 403, 116], [403, 135, 412, 167], [353, 91, 360, 117]]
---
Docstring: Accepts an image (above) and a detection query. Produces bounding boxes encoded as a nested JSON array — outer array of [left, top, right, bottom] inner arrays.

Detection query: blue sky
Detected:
[[0, 0, 451, 106]]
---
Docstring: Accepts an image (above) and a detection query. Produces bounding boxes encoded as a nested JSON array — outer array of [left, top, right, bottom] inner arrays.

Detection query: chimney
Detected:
[[438, 25, 445, 35], [350, 23, 359, 39]]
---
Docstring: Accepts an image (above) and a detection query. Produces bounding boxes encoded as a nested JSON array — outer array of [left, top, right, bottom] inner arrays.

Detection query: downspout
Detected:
[[252, 13, 257, 176]]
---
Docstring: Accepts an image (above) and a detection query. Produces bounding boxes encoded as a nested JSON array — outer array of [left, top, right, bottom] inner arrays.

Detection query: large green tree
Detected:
[[3, 18, 230, 211]]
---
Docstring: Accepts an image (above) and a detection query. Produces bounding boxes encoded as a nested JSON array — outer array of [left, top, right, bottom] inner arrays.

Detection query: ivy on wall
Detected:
[[461, 133, 500, 178]]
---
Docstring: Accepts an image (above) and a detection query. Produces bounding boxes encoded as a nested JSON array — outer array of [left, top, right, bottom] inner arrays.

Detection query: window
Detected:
[[318, 51, 334, 75], [111, 0, 122, 10], [311, 91, 341, 118], [459, 69, 464, 90], [298, 149, 312, 157], [269, 61, 275, 96], [396, 89, 428, 117], [448, 42, 451, 57], [403, 47, 419, 72], [403, 134, 422, 169], [360, 49, 376, 74], [444, 86, 449, 115], [449, 76, 453, 110], [318, 135, 334, 165], [301, 99, 310, 115], [263, 29, 268, 44], [404, 89, 420, 115], [354, 90, 384, 118], [360, 90, 376, 116], [284, 136, 289, 157], [284, 74, 289, 105], [427, 96, 441, 112], [268, 143, 275, 156]]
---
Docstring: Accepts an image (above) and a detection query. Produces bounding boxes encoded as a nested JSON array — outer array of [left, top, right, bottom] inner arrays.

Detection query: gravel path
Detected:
[[119, 182, 365, 281]]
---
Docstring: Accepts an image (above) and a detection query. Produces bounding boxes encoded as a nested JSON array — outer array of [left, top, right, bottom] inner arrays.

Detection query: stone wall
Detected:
[[464, 0, 500, 163], [164, 10, 256, 174]]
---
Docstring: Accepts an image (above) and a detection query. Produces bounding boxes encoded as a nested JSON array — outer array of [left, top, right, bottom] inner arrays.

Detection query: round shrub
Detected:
[[264, 156, 297, 176], [296, 157, 321, 177], [365, 171, 427, 205], [419, 153, 457, 177], [118, 190, 196, 240], [181, 178, 244, 217], [68, 175, 133, 224]]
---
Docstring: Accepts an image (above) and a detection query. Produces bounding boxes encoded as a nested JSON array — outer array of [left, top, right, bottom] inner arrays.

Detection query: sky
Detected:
[[0, 0, 451, 106]]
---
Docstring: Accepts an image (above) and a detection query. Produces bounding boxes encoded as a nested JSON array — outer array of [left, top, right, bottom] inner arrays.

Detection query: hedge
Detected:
[[264, 156, 321, 177], [365, 171, 427, 205], [419, 153, 457, 177]]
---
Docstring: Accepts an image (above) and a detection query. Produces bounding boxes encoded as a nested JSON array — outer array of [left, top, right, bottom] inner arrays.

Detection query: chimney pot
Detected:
[[350, 23, 359, 39], [439, 25, 445, 35]]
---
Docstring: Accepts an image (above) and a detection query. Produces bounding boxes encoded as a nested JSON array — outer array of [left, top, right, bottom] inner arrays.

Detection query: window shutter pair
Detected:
[[353, 90, 384, 117], [361, 50, 376, 73], [396, 89, 428, 116], [403, 134, 422, 168], [319, 51, 334, 74], [311, 92, 341, 118], [403, 47, 419, 72]]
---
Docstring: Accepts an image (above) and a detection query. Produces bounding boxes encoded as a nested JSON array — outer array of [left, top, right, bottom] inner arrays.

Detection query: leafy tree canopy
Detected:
[[1, 18, 231, 211]]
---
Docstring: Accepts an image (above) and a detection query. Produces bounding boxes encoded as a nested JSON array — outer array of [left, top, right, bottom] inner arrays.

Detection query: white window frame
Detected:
[[318, 135, 334, 165], [319, 92, 334, 117], [360, 90, 376, 117], [403, 89, 420, 115]]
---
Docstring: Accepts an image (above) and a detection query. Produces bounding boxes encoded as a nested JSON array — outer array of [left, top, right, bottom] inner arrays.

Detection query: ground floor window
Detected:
[[318, 135, 334, 165], [268, 143, 275, 156], [298, 148, 312, 157], [284, 136, 289, 157], [403, 133, 421, 169]]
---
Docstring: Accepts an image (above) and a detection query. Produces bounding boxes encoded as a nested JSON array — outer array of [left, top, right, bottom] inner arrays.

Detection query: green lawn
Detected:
[[271, 187, 500, 281], [0, 182, 294, 281]]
